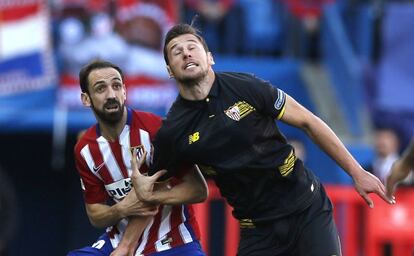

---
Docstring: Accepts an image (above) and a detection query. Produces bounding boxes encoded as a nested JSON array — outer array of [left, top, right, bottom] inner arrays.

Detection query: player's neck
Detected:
[[178, 70, 215, 101], [98, 110, 127, 142]]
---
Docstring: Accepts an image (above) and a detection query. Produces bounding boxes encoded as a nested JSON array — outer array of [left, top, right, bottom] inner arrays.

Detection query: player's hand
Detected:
[[130, 149, 166, 203], [386, 160, 411, 199], [118, 187, 158, 217], [353, 169, 395, 208]]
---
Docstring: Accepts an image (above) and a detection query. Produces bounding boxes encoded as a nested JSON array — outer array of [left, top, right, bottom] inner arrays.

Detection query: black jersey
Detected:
[[150, 72, 319, 222]]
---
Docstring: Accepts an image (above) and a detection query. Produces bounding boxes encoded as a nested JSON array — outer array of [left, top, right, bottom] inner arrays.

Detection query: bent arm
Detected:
[[85, 188, 158, 229], [85, 202, 126, 229], [280, 95, 362, 177], [151, 165, 208, 205], [132, 159, 208, 205], [280, 94, 393, 206]]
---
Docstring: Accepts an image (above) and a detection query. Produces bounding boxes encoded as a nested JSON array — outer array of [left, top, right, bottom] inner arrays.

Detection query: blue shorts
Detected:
[[67, 233, 113, 256], [67, 233, 205, 256]]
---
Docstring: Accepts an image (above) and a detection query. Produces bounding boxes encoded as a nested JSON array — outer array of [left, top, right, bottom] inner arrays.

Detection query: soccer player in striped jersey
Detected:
[[67, 60, 207, 256]]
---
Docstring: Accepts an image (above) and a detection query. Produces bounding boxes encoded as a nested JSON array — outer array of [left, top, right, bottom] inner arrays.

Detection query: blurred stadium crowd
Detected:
[[0, 0, 414, 255]]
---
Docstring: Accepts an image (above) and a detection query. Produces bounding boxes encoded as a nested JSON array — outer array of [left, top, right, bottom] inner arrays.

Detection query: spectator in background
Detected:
[[0, 167, 17, 256], [238, 0, 285, 56], [56, 4, 92, 76], [386, 137, 414, 198], [371, 127, 413, 185], [57, 0, 174, 79], [57, 3, 129, 76], [116, 2, 173, 79], [283, 0, 332, 61], [183, 0, 244, 54]]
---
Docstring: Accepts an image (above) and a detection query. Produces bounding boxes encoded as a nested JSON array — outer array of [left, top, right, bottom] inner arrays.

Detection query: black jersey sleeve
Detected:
[[148, 125, 177, 181], [244, 73, 287, 120]]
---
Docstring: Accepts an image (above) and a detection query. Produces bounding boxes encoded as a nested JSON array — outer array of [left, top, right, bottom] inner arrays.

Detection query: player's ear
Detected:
[[208, 52, 215, 65], [166, 65, 174, 79], [81, 92, 91, 107]]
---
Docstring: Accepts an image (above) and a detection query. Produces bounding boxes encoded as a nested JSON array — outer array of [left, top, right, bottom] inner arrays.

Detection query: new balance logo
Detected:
[[189, 132, 200, 144]]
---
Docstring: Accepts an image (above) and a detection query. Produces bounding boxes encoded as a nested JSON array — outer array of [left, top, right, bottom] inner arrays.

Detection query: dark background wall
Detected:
[[0, 132, 102, 255]]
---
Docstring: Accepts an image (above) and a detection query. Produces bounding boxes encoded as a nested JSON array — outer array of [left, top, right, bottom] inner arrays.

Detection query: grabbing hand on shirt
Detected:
[[130, 149, 167, 203]]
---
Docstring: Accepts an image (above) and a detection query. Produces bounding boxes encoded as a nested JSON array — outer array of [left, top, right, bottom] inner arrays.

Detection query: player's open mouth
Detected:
[[104, 103, 120, 112], [184, 62, 197, 70], [106, 106, 118, 111]]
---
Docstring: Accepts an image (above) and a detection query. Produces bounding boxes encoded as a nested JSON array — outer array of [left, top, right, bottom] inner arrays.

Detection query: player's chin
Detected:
[[103, 110, 123, 123], [179, 73, 204, 84]]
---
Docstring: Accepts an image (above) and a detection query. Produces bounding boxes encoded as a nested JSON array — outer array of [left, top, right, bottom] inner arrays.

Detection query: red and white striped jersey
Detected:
[[74, 108, 200, 255]]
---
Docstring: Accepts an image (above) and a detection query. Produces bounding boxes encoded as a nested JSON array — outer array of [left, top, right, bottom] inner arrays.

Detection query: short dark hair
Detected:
[[79, 59, 124, 93], [163, 23, 209, 65]]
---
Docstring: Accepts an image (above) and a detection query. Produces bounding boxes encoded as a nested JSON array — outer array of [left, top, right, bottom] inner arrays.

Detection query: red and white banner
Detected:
[[0, 0, 56, 96]]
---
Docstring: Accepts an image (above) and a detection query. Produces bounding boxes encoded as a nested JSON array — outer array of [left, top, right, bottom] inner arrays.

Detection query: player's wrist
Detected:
[[114, 202, 127, 219], [147, 193, 161, 205], [118, 236, 136, 248]]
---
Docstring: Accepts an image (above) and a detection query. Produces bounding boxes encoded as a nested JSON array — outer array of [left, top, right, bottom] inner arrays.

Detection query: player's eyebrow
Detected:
[[92, 77, 121, 87], [169, 39, 199, 52]]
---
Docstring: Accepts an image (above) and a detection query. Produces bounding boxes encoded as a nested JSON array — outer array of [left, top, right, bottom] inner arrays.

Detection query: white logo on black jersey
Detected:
[[274, 89, 286, 110]]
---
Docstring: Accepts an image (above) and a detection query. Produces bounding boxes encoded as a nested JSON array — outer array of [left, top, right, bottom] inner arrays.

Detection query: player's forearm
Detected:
[[393, 159, 412, 179], [402, 139, 414, 167], [118, 216, 151, 250], [151, 166, 208, 205], [85, 203, 125, 228], [302, 115, 363, 177], [152, 183, 207, 205]]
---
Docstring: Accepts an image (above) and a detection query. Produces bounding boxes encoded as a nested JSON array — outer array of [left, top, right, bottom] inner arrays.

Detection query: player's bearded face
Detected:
[[92, 98, 125, 124]]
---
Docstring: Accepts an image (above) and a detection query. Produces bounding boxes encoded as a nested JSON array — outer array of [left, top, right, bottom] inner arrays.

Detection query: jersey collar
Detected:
[[178, 72, 219, 107]]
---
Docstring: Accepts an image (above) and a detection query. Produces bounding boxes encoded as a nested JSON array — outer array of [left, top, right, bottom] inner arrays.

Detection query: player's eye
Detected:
[[95, 85, 105, 93]]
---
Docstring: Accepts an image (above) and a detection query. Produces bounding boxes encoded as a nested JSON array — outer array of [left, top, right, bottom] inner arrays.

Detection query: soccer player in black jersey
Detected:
[[130, 23, 396, 256], [386, 138, 414, 198]]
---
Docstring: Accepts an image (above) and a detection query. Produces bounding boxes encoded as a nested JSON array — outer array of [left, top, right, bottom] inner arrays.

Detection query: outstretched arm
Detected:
[[386, 138, 414, 198], [130, 150, 208, 205], [280, 94, 395, 207]]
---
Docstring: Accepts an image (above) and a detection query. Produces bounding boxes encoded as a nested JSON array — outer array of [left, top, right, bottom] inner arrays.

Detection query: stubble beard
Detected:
[[175, 68, 209, 88]]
